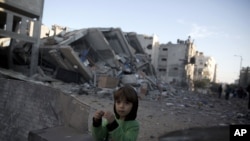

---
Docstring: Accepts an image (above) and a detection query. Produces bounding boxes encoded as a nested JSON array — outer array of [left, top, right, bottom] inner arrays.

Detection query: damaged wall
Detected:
[[0, 0, 44, 75], [39, 27, 157, 86], [0, 78, 90, 141]]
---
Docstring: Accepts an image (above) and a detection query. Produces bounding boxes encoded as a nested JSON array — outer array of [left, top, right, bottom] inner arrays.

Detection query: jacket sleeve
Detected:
[[91, 118, 108, 141], [109, 120, 139, 141]]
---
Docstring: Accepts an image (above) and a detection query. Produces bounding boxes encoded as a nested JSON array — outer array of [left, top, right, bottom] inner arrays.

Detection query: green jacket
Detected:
[[92, 118, 139, 141]]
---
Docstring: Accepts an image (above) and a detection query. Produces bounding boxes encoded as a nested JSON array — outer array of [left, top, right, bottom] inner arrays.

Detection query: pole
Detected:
[[239, 56, 242, 86], [234, 55, 243, 86], [240, 56, 242, 71]]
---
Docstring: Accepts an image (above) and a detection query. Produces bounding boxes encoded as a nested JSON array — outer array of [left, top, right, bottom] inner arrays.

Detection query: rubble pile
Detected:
[[9, 27, 162, 98]]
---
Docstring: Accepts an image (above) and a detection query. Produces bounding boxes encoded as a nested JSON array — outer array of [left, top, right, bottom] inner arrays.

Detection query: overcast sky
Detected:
[[42, 0, 250, 83]]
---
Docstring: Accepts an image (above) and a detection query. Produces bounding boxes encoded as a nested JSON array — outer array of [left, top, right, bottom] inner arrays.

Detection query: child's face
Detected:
[[115, 98, 133, 120]]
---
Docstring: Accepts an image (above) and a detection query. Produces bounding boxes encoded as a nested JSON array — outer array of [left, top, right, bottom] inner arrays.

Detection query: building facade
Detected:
[[239, 67, 250, 87], [157, 37, 196, 88], [0, 0, 44, 75], [193, 51, 217, 82], [136, 34, 160, 69]]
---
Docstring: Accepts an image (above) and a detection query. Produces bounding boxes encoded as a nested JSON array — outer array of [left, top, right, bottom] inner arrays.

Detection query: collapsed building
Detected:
[[1, 25, 160, 96], [39, 27, 157, 89]]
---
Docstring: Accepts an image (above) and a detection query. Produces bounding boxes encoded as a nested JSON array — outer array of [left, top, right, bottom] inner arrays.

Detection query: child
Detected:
[[92, 85, 139, 141]]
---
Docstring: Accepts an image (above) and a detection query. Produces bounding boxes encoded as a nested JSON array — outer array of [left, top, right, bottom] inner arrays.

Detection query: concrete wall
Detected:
[[194, 53, 216, 82], [158, 43, 186, 83], [0, 78, 90, 141], [0, 0, 44, 16], [137, 34, 154, 57], [0, 0, 44, 76]]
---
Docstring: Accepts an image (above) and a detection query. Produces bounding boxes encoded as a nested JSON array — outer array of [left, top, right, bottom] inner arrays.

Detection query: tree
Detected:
[[193, 78, 210, 89]]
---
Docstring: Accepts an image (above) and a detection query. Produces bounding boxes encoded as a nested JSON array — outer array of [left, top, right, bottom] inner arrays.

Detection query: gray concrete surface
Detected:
[[28, 126, 94, 141], [0, 78, 90, 141]]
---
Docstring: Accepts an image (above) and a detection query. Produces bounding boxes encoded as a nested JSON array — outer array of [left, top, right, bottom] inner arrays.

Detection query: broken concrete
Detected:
[[97, 75, 119, 88], [85, 28, 119, 68], [59, 46, 92, 81], [37, 27, 158, 92], [0, 78, 91, 141], [28, 126, 94, 141], [1, 25, 158, 89], [0, 0, 44, 75]]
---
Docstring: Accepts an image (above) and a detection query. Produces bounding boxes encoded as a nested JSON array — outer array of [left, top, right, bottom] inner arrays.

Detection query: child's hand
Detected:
[[103, 111, 115, 124], [93, 110, 104, 120]]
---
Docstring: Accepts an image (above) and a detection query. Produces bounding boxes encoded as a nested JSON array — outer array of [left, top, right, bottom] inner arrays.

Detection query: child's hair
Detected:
[[113, 85, 139, 121]]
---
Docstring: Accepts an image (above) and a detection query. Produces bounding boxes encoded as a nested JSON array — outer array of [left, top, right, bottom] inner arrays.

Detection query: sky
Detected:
[[42, 0, 250, 84]]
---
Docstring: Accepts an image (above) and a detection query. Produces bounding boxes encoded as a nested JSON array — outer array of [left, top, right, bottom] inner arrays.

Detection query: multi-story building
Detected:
[[0, 0, 44, 75], [194, 51, 217, 82], [239, 67, 250, 87], [136, 34, 160, 68], [157, 37, 196, 88]]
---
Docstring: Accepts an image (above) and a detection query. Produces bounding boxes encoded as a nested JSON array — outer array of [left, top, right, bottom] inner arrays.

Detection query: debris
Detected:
[[97, 75, 119, 88]]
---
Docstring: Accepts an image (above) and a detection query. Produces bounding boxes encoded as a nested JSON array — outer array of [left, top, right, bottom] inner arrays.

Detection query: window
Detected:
[[161, 58, 167, 61], [159, 68, 166, 72], [0, 11, 7, 29], [163, 48, 168, 51], [13, 15, 22, 32], [147, 44, 152, 49]]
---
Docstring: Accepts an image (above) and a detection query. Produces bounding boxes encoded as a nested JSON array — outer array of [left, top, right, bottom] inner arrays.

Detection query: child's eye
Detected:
[[125, 101, 131, 104]]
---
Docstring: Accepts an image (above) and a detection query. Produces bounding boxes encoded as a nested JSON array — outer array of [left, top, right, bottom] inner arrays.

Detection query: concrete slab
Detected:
[[59, 46, 93, 81], [158, 126, 229, 141], [28, 126, 94, 141]]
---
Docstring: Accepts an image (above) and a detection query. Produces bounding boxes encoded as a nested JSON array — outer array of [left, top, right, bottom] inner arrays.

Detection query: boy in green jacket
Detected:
[[92, 85, 139, 141]]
